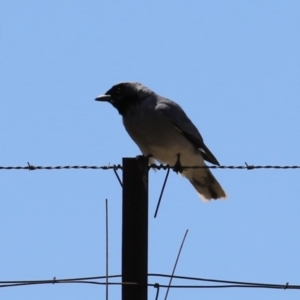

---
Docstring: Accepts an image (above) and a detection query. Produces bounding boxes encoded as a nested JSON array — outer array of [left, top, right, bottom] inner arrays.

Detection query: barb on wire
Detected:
[[2, 163, 300, 171], [245, 162, 254, 170], [285, 282, 289, 290], [27, 162, 36, 171]]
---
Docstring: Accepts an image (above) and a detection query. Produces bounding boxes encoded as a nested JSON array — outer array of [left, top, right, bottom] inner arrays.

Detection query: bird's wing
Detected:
[[156, 97, 220, 166]]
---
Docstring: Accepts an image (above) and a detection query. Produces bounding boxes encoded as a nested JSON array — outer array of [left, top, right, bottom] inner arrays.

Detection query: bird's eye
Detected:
[[116, 86, 123, 94]]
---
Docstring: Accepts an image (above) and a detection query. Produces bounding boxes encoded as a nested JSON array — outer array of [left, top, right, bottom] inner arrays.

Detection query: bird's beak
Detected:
[[95, 94, 111, 102]]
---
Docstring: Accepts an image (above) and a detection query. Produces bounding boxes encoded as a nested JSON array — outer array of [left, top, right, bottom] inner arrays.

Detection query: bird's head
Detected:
[[95, 82, 153, 115]]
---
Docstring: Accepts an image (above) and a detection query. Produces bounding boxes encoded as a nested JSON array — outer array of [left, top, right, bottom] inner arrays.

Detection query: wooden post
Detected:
[[122, 156, 148, 300]]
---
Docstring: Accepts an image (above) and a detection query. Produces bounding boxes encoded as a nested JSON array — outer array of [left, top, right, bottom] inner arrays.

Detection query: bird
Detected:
[[95, 82, 226, 200]]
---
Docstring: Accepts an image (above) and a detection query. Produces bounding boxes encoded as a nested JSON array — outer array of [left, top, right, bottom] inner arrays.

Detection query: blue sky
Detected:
[[1, 1, 300, 299]]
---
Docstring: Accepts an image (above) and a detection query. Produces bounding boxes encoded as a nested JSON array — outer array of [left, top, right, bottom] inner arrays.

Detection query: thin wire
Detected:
[[0, 274, 121, 284], [164, 229, 189, 300], [113, 166, 123, 187], [154, 167, 170, 218], [0, 274, 299, 290], [148, 274, 298, 289], [154, 283, 160, 300], [1, 281, 299, 290], [105, 199, 109, 300], [149, 283, 298, 289]]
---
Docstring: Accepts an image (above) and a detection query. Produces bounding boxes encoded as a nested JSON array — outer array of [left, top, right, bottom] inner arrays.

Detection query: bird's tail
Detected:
[[185, 168, 227, 201]]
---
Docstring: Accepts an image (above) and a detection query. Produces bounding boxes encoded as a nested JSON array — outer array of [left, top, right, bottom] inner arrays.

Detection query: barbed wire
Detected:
[[0, 273, 298, 290], [1, 162, 300, 171], [0, 163, 122, 171]]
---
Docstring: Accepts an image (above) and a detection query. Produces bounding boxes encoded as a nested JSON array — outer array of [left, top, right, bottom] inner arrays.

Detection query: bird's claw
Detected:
[[173, 154, 185, 173], [135, 154, 153, 160]]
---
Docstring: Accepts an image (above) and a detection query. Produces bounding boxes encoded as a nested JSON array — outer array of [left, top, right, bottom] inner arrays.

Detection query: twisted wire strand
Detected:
[[1, 163, 300, 171]]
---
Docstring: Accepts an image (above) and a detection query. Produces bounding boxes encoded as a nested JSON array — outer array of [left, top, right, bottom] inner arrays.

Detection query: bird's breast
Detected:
[[123, 105, 201, 166]]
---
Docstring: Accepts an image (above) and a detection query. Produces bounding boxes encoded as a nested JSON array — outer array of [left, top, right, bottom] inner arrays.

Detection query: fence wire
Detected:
[[1, 163, 300, 171], [0, 274, 298, 290], [1, 162, 299, 296]]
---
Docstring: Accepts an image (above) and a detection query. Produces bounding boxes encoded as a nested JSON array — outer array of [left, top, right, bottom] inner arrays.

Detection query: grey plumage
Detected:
[[95, 82, 226, 200]]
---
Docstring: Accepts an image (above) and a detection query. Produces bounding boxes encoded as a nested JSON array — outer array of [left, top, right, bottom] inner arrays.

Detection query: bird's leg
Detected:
[[143, 154, 159, 170], [135, 154, 157, 170], [135, 153, 153, 160], [173, 153, 184, 174]]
